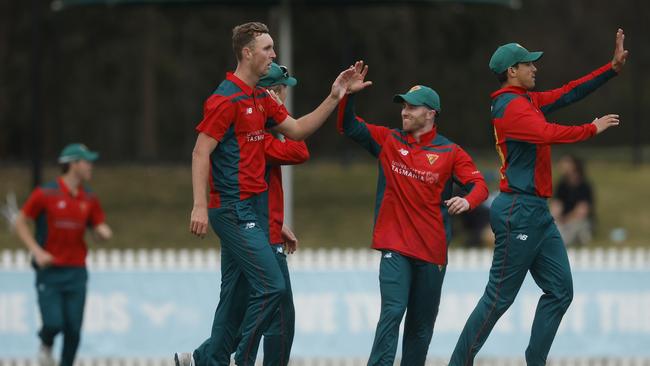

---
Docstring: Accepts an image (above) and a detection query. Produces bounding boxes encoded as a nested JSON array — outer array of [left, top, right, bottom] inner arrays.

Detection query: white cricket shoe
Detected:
[[37, 344, 55, 366], [174, 352, 195, 366]]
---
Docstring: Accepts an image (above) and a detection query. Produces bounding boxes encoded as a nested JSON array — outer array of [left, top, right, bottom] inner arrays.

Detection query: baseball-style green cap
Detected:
[[58, 143, 99, 163], [258, 62, 298, 87], [393, 85, 441, 112], [489, 43, 543, 74]]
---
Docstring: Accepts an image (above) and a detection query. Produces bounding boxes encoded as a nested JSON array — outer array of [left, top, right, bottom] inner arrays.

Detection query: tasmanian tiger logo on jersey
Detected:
[[426, 153, 439, 165]]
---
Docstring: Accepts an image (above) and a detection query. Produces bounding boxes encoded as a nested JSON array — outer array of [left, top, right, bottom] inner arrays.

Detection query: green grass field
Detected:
[[1, 157, 649, 250]]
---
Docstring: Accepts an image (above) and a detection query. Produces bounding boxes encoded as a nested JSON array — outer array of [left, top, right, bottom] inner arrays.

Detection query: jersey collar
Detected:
[[226, 72, 255, 96], [58, 177, 85, 199], [491, 85, 528, 99], [406, 125, 438, 145]]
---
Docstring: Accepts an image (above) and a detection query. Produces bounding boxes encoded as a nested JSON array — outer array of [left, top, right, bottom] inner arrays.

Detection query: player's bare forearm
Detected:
[[190, 134, 217, 237], [276, 62, 370, 141], [191, 133, 218, 208], [15, 212, 53, 267], [15, 213, 40, 254], [277, 94, 340, 141], [191, 150, 210, 209]]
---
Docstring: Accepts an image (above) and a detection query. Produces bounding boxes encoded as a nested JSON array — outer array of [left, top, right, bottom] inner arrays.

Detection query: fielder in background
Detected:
[[337, 63, 488, 366], [14, 143, 113, 366], [449, 29, 628, 366]]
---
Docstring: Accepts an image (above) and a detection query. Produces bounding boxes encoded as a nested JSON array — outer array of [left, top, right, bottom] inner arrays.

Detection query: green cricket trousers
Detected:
[[368, 251, 446, 366], [194, 244, 294, 366], [449, 192, 573, 366], [35, 267, 87, 366], [193, 196, 286, 366]]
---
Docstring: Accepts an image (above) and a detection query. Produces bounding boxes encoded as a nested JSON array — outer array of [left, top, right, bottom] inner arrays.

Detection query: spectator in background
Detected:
[[551, 155, 594, 245]]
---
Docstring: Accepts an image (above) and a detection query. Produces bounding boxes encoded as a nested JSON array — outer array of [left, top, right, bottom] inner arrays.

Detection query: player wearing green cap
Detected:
[[449, 29, 628, 366], [181, 21, 367, 366], [338, 63, 488, 366], [14, 143, 112, 366]]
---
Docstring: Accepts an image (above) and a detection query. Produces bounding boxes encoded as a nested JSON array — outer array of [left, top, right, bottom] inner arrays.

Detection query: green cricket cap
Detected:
[[58, 143, 99, 163], [393, 85, 441, 112], [258, 62, 298, 87], [489, 43, 543, 74]]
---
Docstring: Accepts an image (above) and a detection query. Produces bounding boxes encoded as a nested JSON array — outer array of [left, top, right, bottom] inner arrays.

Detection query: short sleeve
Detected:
[[21, 188, 45, 219], [88, 196, 106, 227], [262, 91, 289, 129], [196, 95, 236, 142]]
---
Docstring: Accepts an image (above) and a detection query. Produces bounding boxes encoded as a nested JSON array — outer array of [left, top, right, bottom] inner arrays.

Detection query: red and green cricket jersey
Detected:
[[21, 178, 106, 267], [260, 134, 310, 245], [491, 63, 617, 198], [338, 94, 488, 265], [196, 73, 289, 208]]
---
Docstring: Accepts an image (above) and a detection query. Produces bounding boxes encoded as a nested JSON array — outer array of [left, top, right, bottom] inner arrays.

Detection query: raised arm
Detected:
[[336, 94, 391, 157], [532, 29, 628, 114], [501, 97, 618, 145], [273, 61, 372, 141]]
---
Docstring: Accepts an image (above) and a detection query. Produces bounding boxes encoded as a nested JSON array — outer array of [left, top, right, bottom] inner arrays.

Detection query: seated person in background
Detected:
[[550, 155, 594, 245]]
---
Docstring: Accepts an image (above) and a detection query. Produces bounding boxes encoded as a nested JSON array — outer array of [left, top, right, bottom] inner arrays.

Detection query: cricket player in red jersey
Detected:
[[14, 143, 112, 366], [180, 22, 368, 366], [190, 62, 308, 366], [256, 62, 308, 366], [449, 29, 628, 366], [337, 64, 489, 366]]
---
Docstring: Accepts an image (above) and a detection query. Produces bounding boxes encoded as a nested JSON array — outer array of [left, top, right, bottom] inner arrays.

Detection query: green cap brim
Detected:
[[521, 51, 543, 63], [393, 94, 413, 105], [58, 151, 99, 163], [393, 94, 437, 111], [283, 77, 297, 87]]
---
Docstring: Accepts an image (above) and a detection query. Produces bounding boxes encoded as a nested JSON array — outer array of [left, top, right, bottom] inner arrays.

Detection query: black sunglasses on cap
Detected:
[[279, 65, 289, 78]]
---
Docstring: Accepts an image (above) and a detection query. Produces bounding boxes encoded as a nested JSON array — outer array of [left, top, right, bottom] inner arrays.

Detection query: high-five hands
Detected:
[[331, 61, 373, 100], [611, 28, 629, 73]]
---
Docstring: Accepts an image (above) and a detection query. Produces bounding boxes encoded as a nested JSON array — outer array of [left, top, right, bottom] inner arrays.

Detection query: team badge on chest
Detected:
[[426, 153, 439, 165]]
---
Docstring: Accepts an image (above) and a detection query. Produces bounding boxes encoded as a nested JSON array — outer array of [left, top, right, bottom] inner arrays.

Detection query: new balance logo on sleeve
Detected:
[[516, 233, 528, 241]]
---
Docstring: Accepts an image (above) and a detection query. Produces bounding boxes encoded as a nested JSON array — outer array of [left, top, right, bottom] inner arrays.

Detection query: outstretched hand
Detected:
[[592, 114, 620, 134], [330, 61, 373, 100], [611, 28, 629, 73]]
